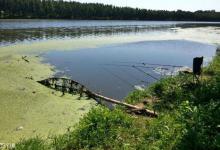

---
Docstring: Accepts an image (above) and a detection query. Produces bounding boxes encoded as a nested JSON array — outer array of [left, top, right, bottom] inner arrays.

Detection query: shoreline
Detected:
[[9, 50, 220, 149], [0, 52, 96, 143], [0, 25, 220, 143]]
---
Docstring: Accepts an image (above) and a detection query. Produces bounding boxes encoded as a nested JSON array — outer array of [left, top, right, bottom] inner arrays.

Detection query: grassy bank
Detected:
[[0, 53, 96, 144], [12, 53, 220, 149]]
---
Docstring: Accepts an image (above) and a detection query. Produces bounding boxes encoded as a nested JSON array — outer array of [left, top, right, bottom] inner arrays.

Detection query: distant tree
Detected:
[[0, 0, 220, 21]]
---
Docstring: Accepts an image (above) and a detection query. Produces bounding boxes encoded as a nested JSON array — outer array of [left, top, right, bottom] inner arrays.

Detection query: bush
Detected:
[[137, 113, 185, 150], [14, 137, 48, 150], [52, 106, 134, 149], [126, 89, 150, 105], [177, 101, 220, 150]]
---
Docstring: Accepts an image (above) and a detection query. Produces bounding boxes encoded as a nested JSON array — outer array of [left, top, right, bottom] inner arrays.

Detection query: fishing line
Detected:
[[101, 64, 153, 85], [101, 64, 156, 69], [136, 65, 169, 70], [117, 66, 150, 85], [115, 61, 184, 68], [132, 66, 159, 81], [142, 62, 184, 68], [103, 62, 181, 78], [101, 64, 160, 82], [102, 67, 135, 88]]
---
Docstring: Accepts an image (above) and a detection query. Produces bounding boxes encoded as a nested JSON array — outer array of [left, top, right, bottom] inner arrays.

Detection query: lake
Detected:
[[0, 19, 219, 100]]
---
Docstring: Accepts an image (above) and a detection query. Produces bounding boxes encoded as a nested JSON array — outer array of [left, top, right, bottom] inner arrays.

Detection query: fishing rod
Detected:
[[137, 65, 169, 70], [117, 66, 151, 85], [132, 66, 159, 81], [142, 62, 184, 68], [104, 67, 152, 88], [102, 64, 160, 81], [102, 67, 135, 88], [115, 61, 184, 68], [102, 64, 170, 71], [104, 62, 183, 77], [102, 64, 153, 85], [102, 64, 156, 69]]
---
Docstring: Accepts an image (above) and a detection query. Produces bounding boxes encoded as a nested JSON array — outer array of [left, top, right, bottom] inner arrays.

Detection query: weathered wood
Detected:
[[22, 56, 29, 63], [38, 77, 158, 117], [90, 92, 158, 117]]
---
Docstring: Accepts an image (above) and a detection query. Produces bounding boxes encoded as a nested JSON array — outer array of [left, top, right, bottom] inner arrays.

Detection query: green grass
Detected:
[[14, 137, 49, 150]]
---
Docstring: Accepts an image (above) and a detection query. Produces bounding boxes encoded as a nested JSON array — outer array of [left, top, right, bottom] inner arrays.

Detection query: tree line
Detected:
[[0, 0, 220, 21]]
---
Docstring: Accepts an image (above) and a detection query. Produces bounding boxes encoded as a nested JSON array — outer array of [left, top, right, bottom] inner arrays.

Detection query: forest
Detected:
[[0, 0, 220, 21]]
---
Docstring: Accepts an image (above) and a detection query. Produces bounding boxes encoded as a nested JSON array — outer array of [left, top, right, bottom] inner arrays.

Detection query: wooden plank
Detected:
[[90, 92, 158, 117]]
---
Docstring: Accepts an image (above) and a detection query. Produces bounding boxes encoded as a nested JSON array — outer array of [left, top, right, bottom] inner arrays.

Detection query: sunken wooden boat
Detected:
[[38, 77, 158, 117]]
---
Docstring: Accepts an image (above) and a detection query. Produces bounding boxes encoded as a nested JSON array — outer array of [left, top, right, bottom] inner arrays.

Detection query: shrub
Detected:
[[126, 89, 150, 104], [52, 106, 134, 149], [14, 137, 48, 150], [177, 100, 220, 150]]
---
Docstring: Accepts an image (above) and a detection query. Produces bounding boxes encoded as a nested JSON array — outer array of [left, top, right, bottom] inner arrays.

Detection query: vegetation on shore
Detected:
[[1, 25, 218, 145], [1, 0, 220, 21], [13, 53, 220, 149]]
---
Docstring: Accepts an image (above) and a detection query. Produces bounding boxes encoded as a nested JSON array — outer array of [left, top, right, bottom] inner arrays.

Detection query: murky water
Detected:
[[43, 40, 216, 100], [0, 20, 219, 99]]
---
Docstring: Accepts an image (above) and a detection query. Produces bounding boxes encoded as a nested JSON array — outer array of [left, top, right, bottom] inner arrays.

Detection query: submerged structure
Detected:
[[38, 77, 158, 117]]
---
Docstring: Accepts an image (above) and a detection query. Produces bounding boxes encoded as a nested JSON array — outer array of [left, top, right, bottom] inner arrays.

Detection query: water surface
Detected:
[[1, 19, 220, 46], [0, 20, 219, 99], [0, 19, 220, 143], [43, 40, 216, 100]]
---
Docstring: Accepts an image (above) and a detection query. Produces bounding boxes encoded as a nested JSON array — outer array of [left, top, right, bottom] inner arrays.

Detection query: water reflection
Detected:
[[0, 25, 176, 45], [1, 20, 220, 46]]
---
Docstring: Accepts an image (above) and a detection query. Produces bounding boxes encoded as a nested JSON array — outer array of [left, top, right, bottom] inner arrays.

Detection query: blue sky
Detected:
[[71, 0, 220, 11]]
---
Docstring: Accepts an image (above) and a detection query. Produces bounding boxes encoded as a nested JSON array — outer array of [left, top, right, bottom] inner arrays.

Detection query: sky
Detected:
[[71, 0, 220, 11]]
